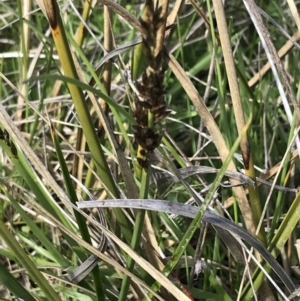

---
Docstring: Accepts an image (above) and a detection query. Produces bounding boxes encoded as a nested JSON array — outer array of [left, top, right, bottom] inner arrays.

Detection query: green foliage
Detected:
[[0, 1, 299, 300]]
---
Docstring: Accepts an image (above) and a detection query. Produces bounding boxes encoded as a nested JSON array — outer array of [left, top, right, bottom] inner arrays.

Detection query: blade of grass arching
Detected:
[[28, 198, 192, 301], [142, 115, 252, 301], [0, 261, 36, 301], [212, 0, 266, 244], [78, 198, 295, 292], [50, 123, 106, 300], [41, 0, 119, 198], [0, 220, 61, 301], [0, 181, 70, 267]]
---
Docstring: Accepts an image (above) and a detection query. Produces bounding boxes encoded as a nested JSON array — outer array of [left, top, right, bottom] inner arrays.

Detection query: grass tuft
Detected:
[[0, 1, 300, 300]]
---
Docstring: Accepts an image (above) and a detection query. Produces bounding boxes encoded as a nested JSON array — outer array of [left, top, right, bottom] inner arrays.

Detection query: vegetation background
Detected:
[[0, 0, 300, 300]]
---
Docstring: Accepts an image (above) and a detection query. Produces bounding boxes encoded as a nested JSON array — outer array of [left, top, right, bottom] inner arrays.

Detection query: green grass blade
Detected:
[[43, 0, 119, 198], [42, 0, 134, 247], [0, 261, 37, 301], [50, 123, 105, 300], [0, 130, 88, 264], [143, 115, 252, 300], [241, 191, 300, 300], [0, 138, 75, 232], [0, 220, 61, 301], [118, 168, 149, 301], [0, 182, 69, 267]]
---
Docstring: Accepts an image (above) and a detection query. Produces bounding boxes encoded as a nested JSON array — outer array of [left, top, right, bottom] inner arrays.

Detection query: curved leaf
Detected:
[[77, 198, 296, 293]]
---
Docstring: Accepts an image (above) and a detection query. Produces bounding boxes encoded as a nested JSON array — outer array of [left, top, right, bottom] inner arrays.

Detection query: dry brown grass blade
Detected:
[[35, 0, 46, 15], [248, 31, 300, 87], [286, 0, 300, 31], [211, 3, 283, 296], [211, 0, 266, 247], [166, 0, 184, 26], [16, 0, 32, 121], [189, 0, 221, 45], [100, 0, 145, 34], [142, 213, 165, 273], [244, 0, 300, 123], [154, 0, 169, 58], [259, 149, 298, 183], [212, 0, 249, 160], [163, 50, 256, 235]]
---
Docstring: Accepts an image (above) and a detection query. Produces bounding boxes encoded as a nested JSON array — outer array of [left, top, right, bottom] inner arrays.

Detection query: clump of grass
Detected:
[[0, 1, 300, 301]]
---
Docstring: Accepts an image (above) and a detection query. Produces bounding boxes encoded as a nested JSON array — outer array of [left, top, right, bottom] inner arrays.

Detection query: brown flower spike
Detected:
[[133, 0, 170, 170]]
